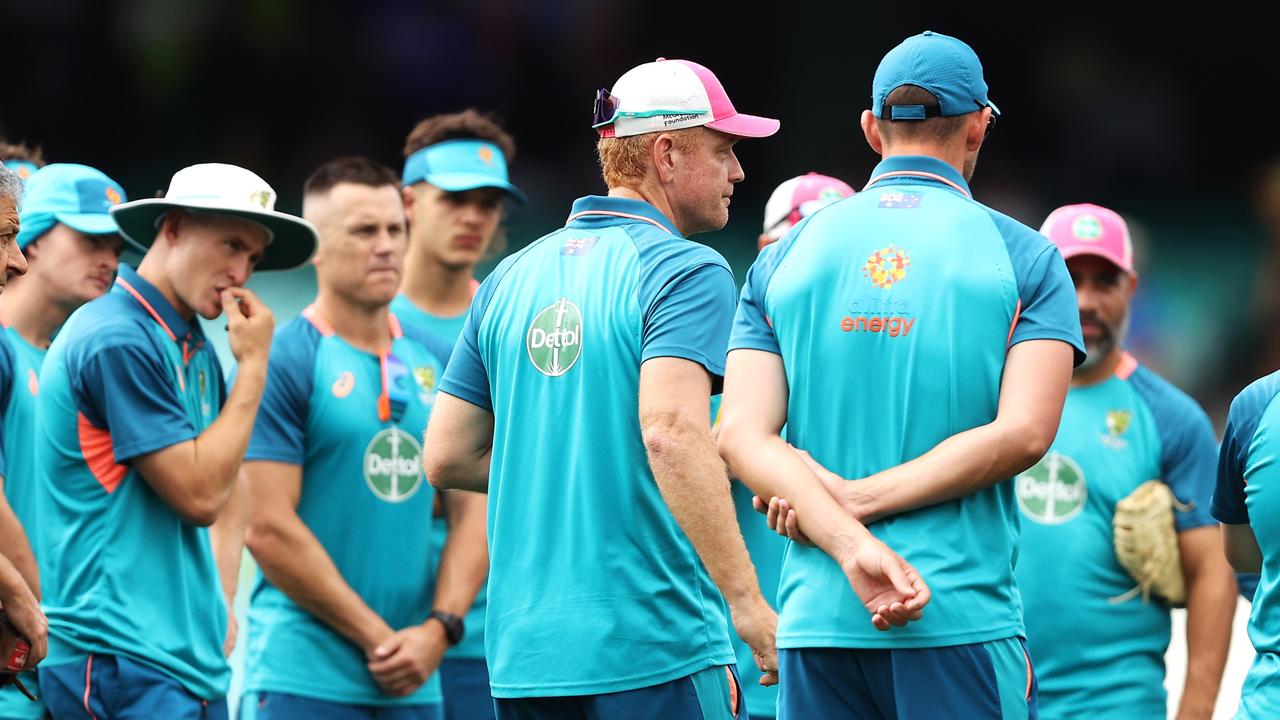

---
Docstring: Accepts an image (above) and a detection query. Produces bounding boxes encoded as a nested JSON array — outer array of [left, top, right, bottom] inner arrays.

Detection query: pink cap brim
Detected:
[[706, 113, 780, 138], [1059, 245, 1135, 275]]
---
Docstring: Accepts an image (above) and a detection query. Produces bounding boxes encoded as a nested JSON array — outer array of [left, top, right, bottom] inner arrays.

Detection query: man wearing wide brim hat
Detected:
[[35, 163, 312, 719]]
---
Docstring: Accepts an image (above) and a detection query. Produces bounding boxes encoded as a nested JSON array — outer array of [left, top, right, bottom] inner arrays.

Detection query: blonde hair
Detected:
[[596, 128, 700, 190]]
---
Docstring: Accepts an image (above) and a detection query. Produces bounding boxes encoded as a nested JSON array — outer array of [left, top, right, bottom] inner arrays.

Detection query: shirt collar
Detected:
[[864, 155, 973, 199], [565, 195, 682, 236], [114, 264, 198, 341]]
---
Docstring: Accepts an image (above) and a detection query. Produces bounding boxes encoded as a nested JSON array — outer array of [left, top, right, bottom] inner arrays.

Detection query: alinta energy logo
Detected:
[[863, 245, 910, 289], [840, 245, 916, 338], [1016, 451, 1087, 524], [364, 427, 424, 503], [527, 298, 583, 377]]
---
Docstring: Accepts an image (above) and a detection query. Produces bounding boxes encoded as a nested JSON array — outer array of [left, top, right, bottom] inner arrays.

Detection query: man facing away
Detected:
[[0, 163, 126, 719], [720, 32, 1083, 719], [241, 156, 472, 720], [391, 110, 525, 720], [33, 163, 315, 719]]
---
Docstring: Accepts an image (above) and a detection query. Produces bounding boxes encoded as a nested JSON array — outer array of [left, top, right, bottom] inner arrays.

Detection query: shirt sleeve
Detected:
[[439, 266, 506, 412], [1155, 398, 1219, 532], [78, 341, 197, 463], [641, 262, 737, 380], [244, 326, 316, 466], [1010, 244, 1086, 366], [729, 249, 781, 355], [1213, 413, 1251, 525]]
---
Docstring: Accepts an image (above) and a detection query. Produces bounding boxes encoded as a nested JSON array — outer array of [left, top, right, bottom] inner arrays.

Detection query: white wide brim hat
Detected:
[[110, 163, 318, 271]]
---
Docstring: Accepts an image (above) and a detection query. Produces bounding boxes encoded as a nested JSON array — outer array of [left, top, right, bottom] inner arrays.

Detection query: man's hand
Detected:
[[728, 598, 778, 687], [366, 622, 448, 697], [0, 581, 45, 668], [223, 287, 274, 364], [838, 537, 930, 631]]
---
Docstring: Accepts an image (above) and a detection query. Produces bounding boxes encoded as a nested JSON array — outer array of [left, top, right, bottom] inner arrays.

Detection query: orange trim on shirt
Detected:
[[388, 312, 404, 339], [864, 170, 972, 198], [301, 304, 336, 337], [1006, 299, 1022, 347], [1114, 351, 1139, 380], [78, 413, 125, 494], [116, 278, 177, 342]]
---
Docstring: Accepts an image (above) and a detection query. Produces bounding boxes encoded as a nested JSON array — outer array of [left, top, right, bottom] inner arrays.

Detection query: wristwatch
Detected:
[[428, 610, 465, 646]]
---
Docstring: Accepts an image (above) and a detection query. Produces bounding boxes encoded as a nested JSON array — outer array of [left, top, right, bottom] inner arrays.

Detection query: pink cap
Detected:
[[1039, 203, 1134, 275], [596, 58, 780, 139], [763, 173, 856, 239]]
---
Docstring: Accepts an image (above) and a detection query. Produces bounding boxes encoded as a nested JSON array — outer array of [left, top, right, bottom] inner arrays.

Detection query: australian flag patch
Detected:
[[561, 236, 599, 256], [878, 192, 923, 209]]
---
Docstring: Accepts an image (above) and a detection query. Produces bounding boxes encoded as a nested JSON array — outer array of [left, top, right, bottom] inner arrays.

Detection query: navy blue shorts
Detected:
[[240, 691, 442, 720], [439, 657, 494, 720], [494, 665, 745, 720], [778, 638, 1037, 720], [40, 653, 227, 720]]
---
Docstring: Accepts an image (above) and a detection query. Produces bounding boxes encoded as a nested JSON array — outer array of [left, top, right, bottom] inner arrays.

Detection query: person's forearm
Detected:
[[192, 361, 267, 500], [210, 471, 248, 605], [721, 433, 873, 561], [646, 419, 774, 609], [248, 515, 392, 653], [1177, 557, 1237, 718], [0, 490, 38, 599], [0, 553, 28, 602], [429, 491, 488, 619], [842, 419, 1047, 522]]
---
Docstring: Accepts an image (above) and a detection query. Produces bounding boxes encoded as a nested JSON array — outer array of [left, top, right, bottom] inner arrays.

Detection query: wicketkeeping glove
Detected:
[[0, 611, 35, 701], [1111, 479, 1190, 608]]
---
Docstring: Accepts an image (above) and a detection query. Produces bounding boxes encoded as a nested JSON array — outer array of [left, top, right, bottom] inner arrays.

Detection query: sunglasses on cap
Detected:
[[590, 88, 709, 129]]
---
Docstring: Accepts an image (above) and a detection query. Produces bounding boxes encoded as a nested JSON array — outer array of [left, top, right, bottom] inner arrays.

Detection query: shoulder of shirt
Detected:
[[1228, 370, 1280, 434], [976, 203, 1057, 254], [55, 292, 156, 354], [267, 315, 323, 368], [1127, 363, 1212, 434], [625, 228, 731, 274]]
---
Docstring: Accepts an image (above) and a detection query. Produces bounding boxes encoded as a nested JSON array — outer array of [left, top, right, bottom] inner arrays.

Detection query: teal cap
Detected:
[[402, 139, 526, 204], [16, 163, 126, 249], [872, 31, 1000, 121]]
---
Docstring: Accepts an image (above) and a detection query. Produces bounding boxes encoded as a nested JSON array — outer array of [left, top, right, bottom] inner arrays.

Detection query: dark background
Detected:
[[4, 0, 1278, 422]]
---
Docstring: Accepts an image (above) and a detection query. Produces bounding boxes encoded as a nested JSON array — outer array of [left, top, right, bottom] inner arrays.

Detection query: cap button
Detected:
[[922, 30, 934, 36], [655, 56, 667, 61]]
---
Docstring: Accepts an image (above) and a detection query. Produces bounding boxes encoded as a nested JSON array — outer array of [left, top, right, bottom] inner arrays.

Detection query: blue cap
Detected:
[[871, 31, 1000, 121], [2, 159, 39, 183], [15, 163, 127, 249], [402, 139, 526, 204]]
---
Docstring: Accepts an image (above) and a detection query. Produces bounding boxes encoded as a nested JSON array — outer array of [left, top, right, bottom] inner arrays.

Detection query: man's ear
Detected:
[[401, 185, 416, 215], [861, 110, 884, 155], [159, 209, 186, 246], [653, 134, 678, 184], [965, 108, 990, 152]]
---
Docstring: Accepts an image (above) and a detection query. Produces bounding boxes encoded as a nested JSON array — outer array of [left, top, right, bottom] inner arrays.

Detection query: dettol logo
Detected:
[[526, 298, 583, 377], [1016, 451, 1087, 524], [363, 427, 424, 503]]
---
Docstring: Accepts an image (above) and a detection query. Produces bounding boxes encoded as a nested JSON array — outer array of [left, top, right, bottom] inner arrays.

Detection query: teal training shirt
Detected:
[[33, 265, 230, 700], [730, 156, 1084, 650], [1214, 371, 1280, 719], [0, 326, 48, 719], [242, 308, 452, 706], [1016, 354, 1217, 719], [438, 195, 738, 697], [389, 292, 487, 662]]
